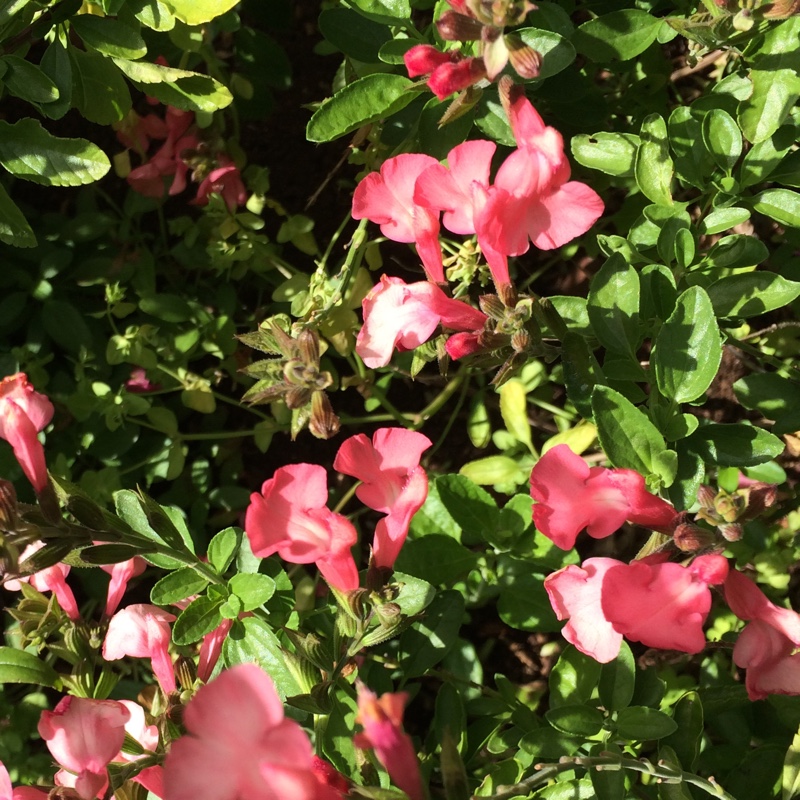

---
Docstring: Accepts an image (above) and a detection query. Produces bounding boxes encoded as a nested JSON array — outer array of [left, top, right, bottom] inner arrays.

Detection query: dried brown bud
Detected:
[[297, 328, 320, 366], [742, 482, 778, 518], [497, 280, 518, 308], [285, 386, 312, 410], [719, 523, 743, 542], [505, 34, 541, 79], [308, 391, 340, 439], [175, 655, 198, 689], [510, 330, 531, 352], [764, 0, 800, 18], [673, 523, 716, 553], [479, 294, 506, 320], [696, 484, 717, 510], [437, 9, 484, 40]]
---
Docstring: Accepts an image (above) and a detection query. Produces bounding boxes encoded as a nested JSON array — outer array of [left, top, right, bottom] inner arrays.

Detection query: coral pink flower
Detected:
[[544, 557, 624, 663], [356, 275, 487, 369], [352, 153, 445, 282], [724, 569, 800, 643], [0, 373, 54, 493], [403, 44, 487, 100], [334, 428, 432, 568], [0, 760, 48, 799], [197, 617, 235, 683], [125, 368, 161, 393], [103, 604, 177, 694], [732, 619, 800, 701], [354, 684, 423, 800], [245, 463, 359, 592], [475, 83, 604, 286], [38, 696, 130, 800], [193, 159, 247, 212], [114, 700, 164, 798], [163, 663, 341, 800], [311, 757, 349, 798], [601, 555, 728, 653], [4, 542, 80, 621], [529, 444, 678, 550], [115, 110, 169, 154], [101, 555, 147, 617]]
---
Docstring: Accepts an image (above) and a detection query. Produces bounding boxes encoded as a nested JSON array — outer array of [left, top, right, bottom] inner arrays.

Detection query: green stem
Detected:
[[410, 370, 467, 431], [427, 368, 472, 459], [477, 754, 736, 800]]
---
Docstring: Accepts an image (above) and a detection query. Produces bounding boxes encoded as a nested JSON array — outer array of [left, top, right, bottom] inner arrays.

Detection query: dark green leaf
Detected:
[[207, 527, 242, 574], [39, 41, 73, 120], [685, 423, 784, 467], [517, 27, 576, 80], [435, 474, 499, 545], [616, 706, 678, 740], [70, 48, 131, 124], [701, 108, 741, 173], [587, 253, 640, 356], [79, 543, 147, 565], [706, 272, 800, 318], [172, 595, 224, 645], [734, 372, 800, 435], [573, 9, 661, 61], [698, 207, 750, 235], [71, 15, 147, 59], [394, 535, 478, 586], [546, 705, 604, 737], [562, 332, 605, 420], [348, 0, 411, 23], [318, 7, 390, 62], [229, 573, 276, 610], [549, 645, 602, 709], [662, 691, 703, 770], [599, 641, 635, 712], [0, 179, 35, 246], [0, 55, 59, 103], [150, 567, 209, 605], [572, 132, 639, 177], [637, 114, 673, 205], [0, 647, 60, 687], [497, 558, 559, 632], [306, 74, 415, 143]]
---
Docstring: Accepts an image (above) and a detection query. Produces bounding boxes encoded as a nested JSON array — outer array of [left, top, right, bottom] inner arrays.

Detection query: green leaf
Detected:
[[698, 206, 750, 235], [150, 567, 209, 605], [546, 705, 604, 737], [207, 526, 242, 574], [39, 40, 73, 120], [0, 55, 59, 103], [348, 0, 411, 24], [0, 647, 60, 687], [499, 378, 533, 450], [734, 372, 800, 435], [616, 706, 678, 740], [79, 543, 147, 565], [685, 423, 785, 467], [397, 590, 465, 678], [653, 287, 721, 404], [783, 726, 800, 800], [318, 7, 390, 63], [498, 557, 559, 632], [739, 124, 797, 189], [229, 573, 276, 611], [223, 617, 301, 700], [571, 132, 639, 177], [139, 293, 193, 322], [161, 0, 239, 25], [549, 645, 602, 709], [706, 272, 800, 318], [535, 779, 595, 800], [392, 571, 436, 616], [562, 332, 605, 420], [435, 474, 499, 544], [701, 108, 741, 174], [306, 74, 415, 143], [587, 252, 640, 356], [702, 233, 768, 270], [663, 691, 703, 770], [42, 299, 92, 353], [591, 386, 668, 478], [572, 9, 661, 61], [70, 47, 131, 124], [0, 179, 35, 246], [172, 595, 225, 645], [129, 0, 175, 30], [636, 113, 673, 205], [71, 15, 147, 59], [753, 188, 800, 228], [516, 27, 576, 80], [668, 106, 714, 189], [599, 641, 635, 712], [459, 455, 528, 487], [591, 742, 625, 800], [393, 535, 478, 586], [0, 118, 109, 186]]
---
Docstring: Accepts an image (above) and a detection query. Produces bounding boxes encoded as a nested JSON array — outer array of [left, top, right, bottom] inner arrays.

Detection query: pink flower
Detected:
[[193, 159, 247, 212], [354, 684, 423, 800], [0, 760, 48, 799], [724, 569, 800, 700], [529, 444, 678, 550], [334, 428, 432, 568], [403, 44, 487, 100], [546, 555, 728, 662], [163, 663, 341, 800], [115, 110, 169, 154], [114, 700, 164, 798], [38, 696, 131, 800], [311, 757, 349, 798], [103, 604, 177, 694], [4, 542, 80, 621], [125, 368, 161, 393], [544, 557, 624, 663], [352, 153, 445, 282], [475, 82, 604, 286], [244, 463, 359, 592], [601, 555, 728, 653], [101, 555, 147, 617], [197, 617, 234, 683], [356, 275, 487, 368], [0, 373, 54, 493]]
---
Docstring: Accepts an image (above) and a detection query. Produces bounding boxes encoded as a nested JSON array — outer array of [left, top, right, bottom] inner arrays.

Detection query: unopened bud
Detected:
[[510, 330, 531, 352], [497, 281, 518, 308], [297, 328, 320, 366], [437, 10, 484, 40], [714, 491, 745, 523], [375, 601, 403, 628], [0, 481, 18, 531], [479, 294, 506, 320], [175, 655, 197, 689], [673, 523, 715, 553], [719, 523, 743, 542], [285, 386, 311, 410], [764, 0, 800, 18], [308, 391, 340, 439], [743, 482, 778, 518], [505, 34, 541, 79], [696, 484, 717, 510]]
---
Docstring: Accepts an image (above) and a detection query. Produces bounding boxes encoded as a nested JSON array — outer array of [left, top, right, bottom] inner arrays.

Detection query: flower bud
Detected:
[[673, 522, 715, 553], [479, 294, 506, 320], [506, 34, 541, 79], [764, 0, 800, 18], [719, 523, 743, 542], [285, 386, 311, 410], [308, 391, 340, 439], [497, 281, 518, 308], [297, 328, 320, 366], [696, 484, 717, 510], [481, 26, 509, 80], [375, 601, 403, 628], [510, 330, 531, 352], [175, 655, 198, 690], [437, 9, 484, 40], [742, 482, 778, 518], [732, 8, 754, 30], [714, 491, 745, 523]]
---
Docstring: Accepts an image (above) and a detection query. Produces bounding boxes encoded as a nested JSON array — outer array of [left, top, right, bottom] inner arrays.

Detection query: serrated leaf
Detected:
[[71, 15, 147, 59], [150, 567, 210, 605], [0, 647, 60, 687], [591, 386, 667, 477], [653, 287, 721, 404], [307, 74, 415, 143], [0, 118, 109, 186], [172, 595, 224, 645]]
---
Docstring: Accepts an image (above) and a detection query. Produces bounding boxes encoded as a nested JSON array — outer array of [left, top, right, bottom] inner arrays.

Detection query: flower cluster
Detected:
[[531, 444, 800, 700], [245, 427, 432, 589], [117, 106, 246, 212]]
